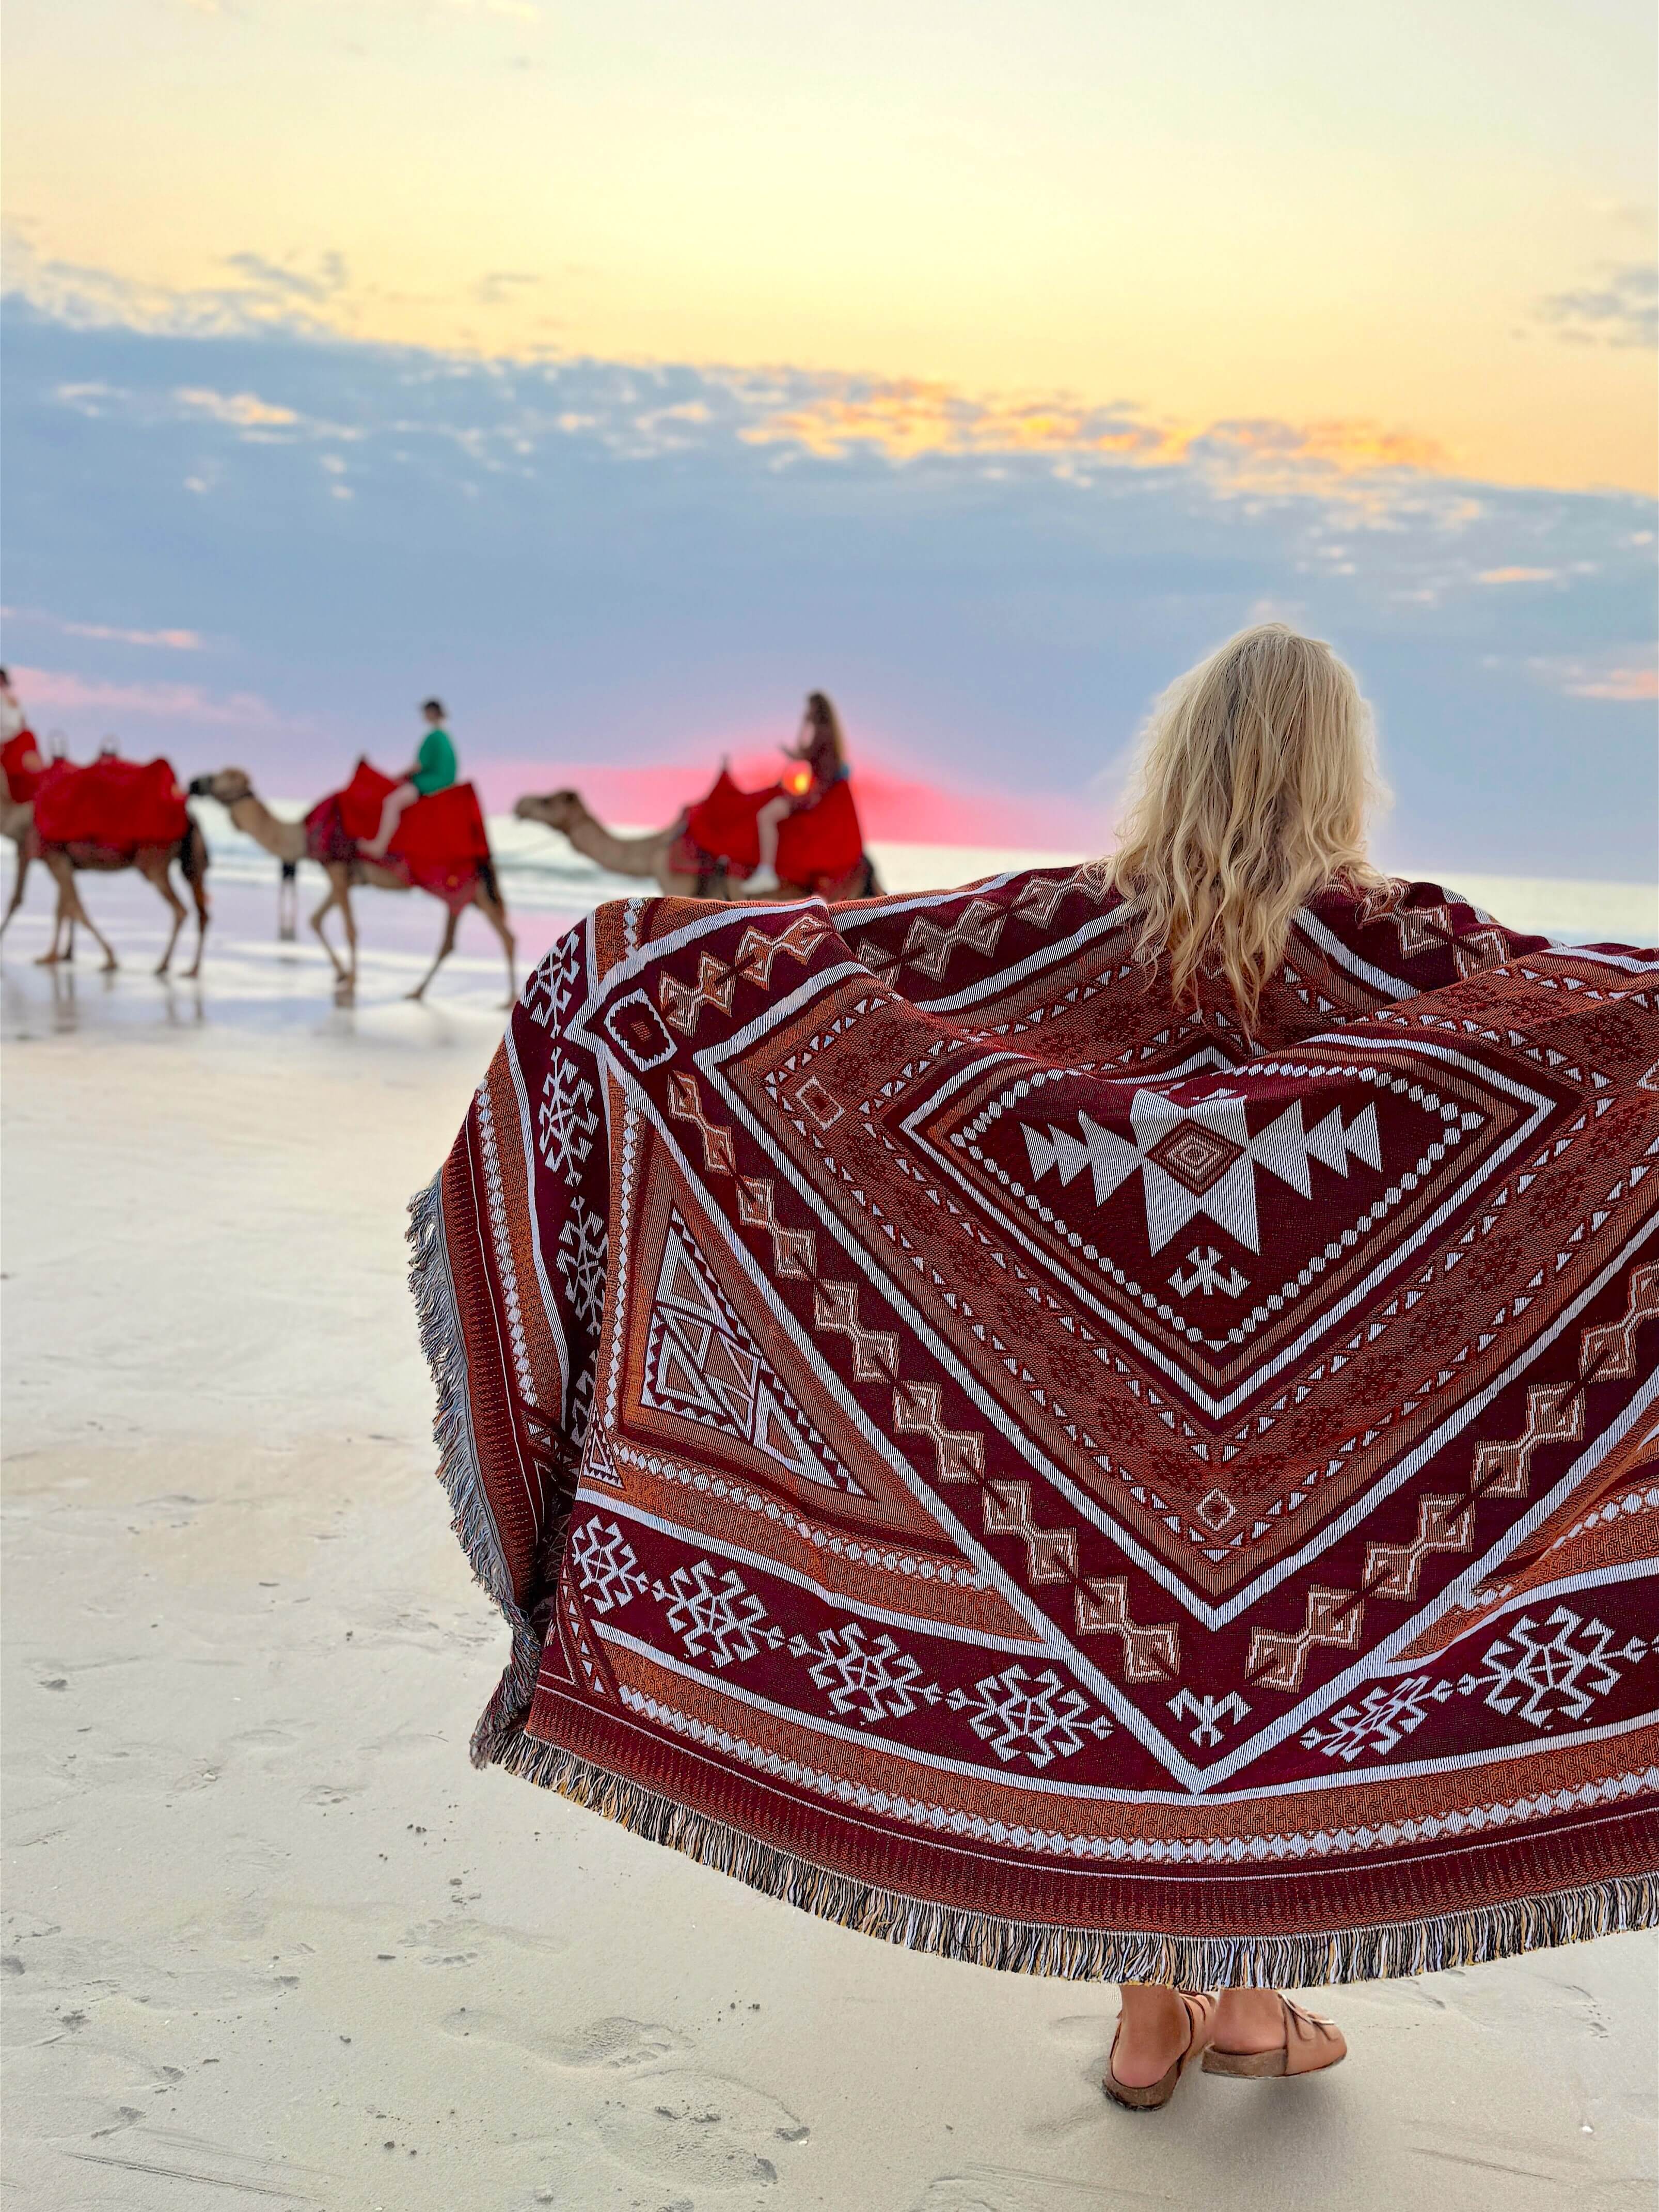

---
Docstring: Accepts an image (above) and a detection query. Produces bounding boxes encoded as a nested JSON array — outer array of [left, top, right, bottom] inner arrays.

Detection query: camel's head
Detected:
[[514, 788, 582, 828], [188, 767, 255, 808]]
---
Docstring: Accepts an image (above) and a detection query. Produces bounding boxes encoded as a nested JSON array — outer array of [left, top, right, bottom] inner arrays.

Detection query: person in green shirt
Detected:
[[361, 699, 458, 859]]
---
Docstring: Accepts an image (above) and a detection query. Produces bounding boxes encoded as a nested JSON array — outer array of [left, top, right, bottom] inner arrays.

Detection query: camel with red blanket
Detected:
[[188, 762, 516, 1004], [515, 768, 882, 901], [26, 752, 210, 977]]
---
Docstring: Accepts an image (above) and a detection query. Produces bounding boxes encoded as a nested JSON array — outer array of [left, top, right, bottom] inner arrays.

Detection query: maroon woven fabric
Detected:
[[410, 867, 1659, 1983]]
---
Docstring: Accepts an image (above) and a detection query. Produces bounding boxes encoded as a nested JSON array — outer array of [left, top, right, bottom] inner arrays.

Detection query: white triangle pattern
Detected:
[[643, 1220, 866, 1495], [1023, 1094, 1382, 1255]]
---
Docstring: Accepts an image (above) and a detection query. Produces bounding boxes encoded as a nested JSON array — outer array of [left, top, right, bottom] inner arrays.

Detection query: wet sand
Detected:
[[2, 873, 1655, 2211]]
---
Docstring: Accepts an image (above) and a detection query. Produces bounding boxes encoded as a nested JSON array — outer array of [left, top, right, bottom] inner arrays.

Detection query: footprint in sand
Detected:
[[439, 2008, 687, 2071], [1009, 2013, 1116, 2139], [439, 2010, 810, 2189], [547, 2015, 692, 2070], [586, 2069, 810, 2190], [301, 1783, 361, 1807], [909, 2173, 1148, 2211]]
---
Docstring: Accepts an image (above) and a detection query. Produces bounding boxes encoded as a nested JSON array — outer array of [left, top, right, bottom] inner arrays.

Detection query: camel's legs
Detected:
[[40, 856, 117, 970], [277, 860, 298, 942], [308, 873, 351, 983], [407, 908, 460, 1002], [139, 854, 187, 976], [334, 877, 361, 991], [474, 890, 518, 1007], [0, 843, 29, 942], [182, 843, 211, 981]]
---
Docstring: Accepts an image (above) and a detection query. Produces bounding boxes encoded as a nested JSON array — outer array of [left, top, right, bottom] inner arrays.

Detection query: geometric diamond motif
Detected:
[[1147, 1121, 1244, 1195]]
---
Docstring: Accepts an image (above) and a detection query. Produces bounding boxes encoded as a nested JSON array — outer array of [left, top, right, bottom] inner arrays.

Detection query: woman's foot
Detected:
[[745, 865, 781, 895], [1203, 1991, 1346, 2079], [1104, 1987, 1216, 2108]]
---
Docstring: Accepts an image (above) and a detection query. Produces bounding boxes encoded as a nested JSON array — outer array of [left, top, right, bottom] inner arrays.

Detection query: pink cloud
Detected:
[[12, 665, 291, 728]]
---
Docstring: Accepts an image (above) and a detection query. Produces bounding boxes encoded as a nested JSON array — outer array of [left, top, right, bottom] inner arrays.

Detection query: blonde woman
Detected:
[[414, 619, 1655, 2127], [1097, 623, 1393, 2099]]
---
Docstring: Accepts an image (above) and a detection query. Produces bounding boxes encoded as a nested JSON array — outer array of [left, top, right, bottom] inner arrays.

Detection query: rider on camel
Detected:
[[361, 699, 457, 861], [745, 691, 849, 895], [0, 669, 46, 800]]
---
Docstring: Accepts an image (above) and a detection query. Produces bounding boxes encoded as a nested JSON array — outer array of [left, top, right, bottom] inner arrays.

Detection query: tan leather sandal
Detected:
[[1201, 1994, 1346, 2079], [1103, 1989, 1218, 2111]]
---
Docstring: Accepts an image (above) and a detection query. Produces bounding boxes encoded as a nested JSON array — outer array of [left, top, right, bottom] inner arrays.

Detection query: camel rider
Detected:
[[0, 669, 25, 745], [746, 691, 849, 895], [361, 699, 457, 860], [0, 668, 45, 799]]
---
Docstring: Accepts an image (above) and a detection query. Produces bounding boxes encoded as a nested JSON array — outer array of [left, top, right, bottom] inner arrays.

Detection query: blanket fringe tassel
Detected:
[[407, 1175, 542, 1764], [407, 1177, 1659, 1990], [486, 1727, 1658, 1988]]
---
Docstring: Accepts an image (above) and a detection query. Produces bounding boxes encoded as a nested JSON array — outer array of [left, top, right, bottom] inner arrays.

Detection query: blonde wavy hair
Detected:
[[1108, 624, 1394, 1024]]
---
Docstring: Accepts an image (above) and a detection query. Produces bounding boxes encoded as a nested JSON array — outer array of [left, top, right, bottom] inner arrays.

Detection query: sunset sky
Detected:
[[3, 0, 1655, 874]]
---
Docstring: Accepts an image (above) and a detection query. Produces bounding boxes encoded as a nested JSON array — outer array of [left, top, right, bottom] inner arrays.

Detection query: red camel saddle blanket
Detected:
[[409, 867, 1659, 1986], [34, 755, 189, 852], [677, 769, 865, 889], [308, 760, 491, 908]]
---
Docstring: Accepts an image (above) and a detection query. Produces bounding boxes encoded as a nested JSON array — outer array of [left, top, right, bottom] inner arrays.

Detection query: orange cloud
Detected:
[[1564, 666, 1659, 701], [1527, 653, 1658, 703], [174, 386, 298, 428], [1217, 418, 1450, 472], [1476, 566, 1558, 584], [740, 381, 1448, 493], [741, 379, 1184, 464]]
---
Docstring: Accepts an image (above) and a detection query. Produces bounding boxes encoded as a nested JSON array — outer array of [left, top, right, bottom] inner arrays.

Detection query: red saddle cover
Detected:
[[677, 768, 865, 891], [1, 731, 46, 804], [307, 759, 492, 910], [34, 754, 189, 852]]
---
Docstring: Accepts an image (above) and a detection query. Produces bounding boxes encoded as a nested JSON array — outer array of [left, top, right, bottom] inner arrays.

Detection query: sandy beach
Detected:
[[3, 859, 1655, 2212]]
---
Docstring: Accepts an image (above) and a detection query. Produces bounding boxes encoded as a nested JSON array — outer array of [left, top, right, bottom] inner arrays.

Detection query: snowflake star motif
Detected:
[[556, 1198, 609, 1329], [792, 1621, 942, 1724], [538, 1048, 600, 1182], [949, 1663, 1112, 1769]]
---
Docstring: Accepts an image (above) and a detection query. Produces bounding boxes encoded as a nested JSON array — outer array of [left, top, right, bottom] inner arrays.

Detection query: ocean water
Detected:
[[2, 798, 1652, 1040]]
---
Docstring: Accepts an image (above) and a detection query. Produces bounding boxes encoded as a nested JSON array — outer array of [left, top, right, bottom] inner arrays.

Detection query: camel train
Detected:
[[2, 689, 881, 999]]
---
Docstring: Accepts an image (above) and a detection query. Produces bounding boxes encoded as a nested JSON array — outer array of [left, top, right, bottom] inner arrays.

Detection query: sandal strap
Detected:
[[1176, 1989, 1219, 2060], [1109, 1989, 1218, 2077], [1278, 1994, 1341, 2075]]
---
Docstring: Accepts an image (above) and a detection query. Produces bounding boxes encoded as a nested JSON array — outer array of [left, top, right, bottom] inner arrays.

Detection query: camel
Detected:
[[36, 817, 212, 978], [513, 789, 882, 902], [2, 742, 209, 975], [189, 768, 516, 1004]]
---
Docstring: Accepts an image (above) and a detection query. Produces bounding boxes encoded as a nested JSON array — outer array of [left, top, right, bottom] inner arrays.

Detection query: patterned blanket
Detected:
[[410, 866, 1659, 1985]]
